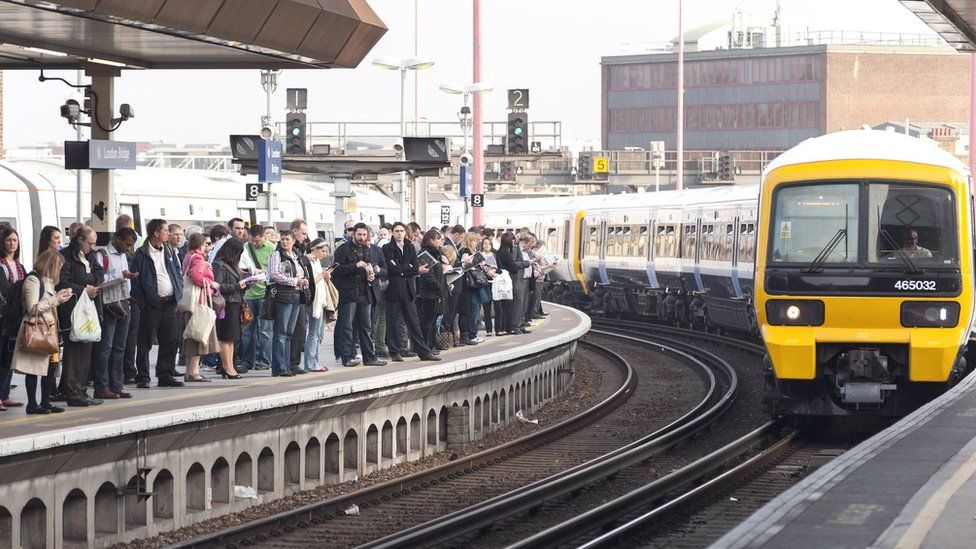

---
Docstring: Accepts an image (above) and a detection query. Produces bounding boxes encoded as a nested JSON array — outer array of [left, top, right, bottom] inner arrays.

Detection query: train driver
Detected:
[[900, 228, 932, 258]]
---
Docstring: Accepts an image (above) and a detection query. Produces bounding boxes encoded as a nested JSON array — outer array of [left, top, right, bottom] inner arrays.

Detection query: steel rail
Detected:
[[174, 340, 634, 548], [361, 330, 738, 549]]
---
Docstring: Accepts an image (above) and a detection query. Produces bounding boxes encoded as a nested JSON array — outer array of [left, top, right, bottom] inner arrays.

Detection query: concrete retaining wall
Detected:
[[0, 342, 578, 548]]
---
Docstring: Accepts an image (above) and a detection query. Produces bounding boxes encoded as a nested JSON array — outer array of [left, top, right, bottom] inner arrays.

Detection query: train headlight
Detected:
[[900, 302, 960, 328], [765, 300, 824, 326]]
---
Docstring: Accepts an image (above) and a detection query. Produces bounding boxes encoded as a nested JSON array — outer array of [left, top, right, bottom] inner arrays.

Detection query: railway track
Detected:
[[175, 340, 641, 548], [360, 328, 746, 549], [178, 326, 735, 548]]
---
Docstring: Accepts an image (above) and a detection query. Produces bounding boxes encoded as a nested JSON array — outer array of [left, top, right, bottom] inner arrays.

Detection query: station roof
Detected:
[[0, 0, 387, 70], [900, 0, 976, 51]]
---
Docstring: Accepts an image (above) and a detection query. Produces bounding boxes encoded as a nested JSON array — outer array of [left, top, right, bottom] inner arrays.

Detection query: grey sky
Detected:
[[1, 0, 939, 150]]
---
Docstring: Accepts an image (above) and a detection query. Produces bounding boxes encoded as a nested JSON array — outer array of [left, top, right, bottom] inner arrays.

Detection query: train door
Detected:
[[646, 211, 660, 288], [118, 203, 142, 235], [598, 216, 609, 284]]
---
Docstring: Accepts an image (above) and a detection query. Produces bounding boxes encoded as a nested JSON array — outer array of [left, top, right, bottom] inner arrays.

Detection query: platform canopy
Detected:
[[0, 0, 387, 70], [900, 0, 976, 51]]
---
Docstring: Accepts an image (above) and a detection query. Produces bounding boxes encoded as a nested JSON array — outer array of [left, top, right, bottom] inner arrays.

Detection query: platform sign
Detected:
[[245, 183, 263, 202], [64, 140, 137, 170], [593, 157, 609, 173], [459, 165, 473, 197], [471, 194, 485, 208], [257, 139, 282, 183], [440, 205, 451, 224]]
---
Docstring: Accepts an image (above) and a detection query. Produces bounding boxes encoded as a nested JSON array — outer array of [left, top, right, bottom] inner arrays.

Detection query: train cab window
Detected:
[[869, 183, 957, 266], [770, 183, 858, 264]]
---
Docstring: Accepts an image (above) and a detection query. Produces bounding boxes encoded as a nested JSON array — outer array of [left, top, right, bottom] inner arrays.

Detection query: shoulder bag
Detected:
[[240, 300, 254, 325], [260, 284, 277, 321]]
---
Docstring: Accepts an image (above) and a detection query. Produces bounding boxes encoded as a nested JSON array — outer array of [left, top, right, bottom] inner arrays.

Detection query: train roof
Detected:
[[763, 129, 970, 176], [484, 184, 760, 215]]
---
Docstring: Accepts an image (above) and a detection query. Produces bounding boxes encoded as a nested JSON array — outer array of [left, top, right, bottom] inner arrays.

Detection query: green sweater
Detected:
[[244, 241, 276, 300]]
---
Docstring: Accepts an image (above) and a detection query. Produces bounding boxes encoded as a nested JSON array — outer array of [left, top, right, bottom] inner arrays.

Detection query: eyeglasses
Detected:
[[345, 228, 355, 233]]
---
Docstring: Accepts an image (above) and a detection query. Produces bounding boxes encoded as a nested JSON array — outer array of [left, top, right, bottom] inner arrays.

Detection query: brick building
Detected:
[[601, 44, 970, 151]]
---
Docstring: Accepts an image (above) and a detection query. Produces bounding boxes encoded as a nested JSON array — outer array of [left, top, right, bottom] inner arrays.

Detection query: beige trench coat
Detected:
[[11, 275, 60, 376]]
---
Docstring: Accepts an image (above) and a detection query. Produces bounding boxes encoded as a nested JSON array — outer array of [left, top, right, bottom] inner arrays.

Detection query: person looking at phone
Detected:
[[93, 227, 138, 401], [332, 223, 386, 368]]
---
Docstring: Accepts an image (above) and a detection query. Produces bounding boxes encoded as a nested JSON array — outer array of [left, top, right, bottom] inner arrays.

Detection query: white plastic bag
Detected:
[[184, 291, 216, 344], [492, 270, 513, 301], [69, 291, 102, 342]]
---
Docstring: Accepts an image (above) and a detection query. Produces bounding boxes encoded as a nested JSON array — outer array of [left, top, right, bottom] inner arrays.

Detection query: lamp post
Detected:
[[439, 82, 492, 227], [373, 57, 435, 223]]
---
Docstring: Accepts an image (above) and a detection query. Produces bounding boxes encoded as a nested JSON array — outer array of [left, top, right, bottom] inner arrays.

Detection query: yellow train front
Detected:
[[755, 130, 974, 417]]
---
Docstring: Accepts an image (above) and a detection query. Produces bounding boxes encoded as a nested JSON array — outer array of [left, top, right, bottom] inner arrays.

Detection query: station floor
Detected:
[[714, 369, 976, 549], [0, 304, 587, 456]]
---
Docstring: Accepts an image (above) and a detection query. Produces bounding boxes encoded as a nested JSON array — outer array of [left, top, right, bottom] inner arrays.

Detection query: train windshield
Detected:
[[867, 183, 957, 267], [770, 183, 858, 264], [770, 181, 958, 268]]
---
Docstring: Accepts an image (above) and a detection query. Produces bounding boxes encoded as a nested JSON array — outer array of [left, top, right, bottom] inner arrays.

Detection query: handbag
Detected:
[[176, 274, 197, 312], [436, 325, 454, 349], [20, 314, 59, 354], [260, 284, 277, 321], [184, 288, 217, 344], [240, 300, 254, 326], [208, 280, 226, 313], [464, 267, 490, 289]]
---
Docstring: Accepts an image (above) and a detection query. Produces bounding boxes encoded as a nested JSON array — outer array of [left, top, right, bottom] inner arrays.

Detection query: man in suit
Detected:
[[332, 223, 386, 368], [382, 222, 440, 362]]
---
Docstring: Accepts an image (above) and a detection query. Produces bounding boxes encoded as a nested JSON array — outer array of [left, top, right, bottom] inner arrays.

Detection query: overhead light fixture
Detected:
[[86, 57, 128, 68], [404, 56, 435, 70], [372, 57, 402, 70], [24, 46, 68, 57]]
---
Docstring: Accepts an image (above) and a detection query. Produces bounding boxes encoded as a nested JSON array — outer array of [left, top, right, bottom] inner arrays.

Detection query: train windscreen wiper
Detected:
[[802, 228, 847, 273], [877, 229, 923, 274]]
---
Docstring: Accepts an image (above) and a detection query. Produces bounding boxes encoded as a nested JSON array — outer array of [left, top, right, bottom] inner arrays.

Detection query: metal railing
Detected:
[[594, 149, 782, 175], [278, 119, 563, 154]]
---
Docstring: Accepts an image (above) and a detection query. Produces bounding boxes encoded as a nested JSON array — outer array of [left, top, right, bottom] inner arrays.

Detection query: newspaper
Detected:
[[417, 250, 437, 268], [100, 278, 129, 304]]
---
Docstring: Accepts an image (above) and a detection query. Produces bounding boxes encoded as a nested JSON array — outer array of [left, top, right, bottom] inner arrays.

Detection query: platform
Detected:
[[0, 303, 589, 457], [714, 368, 976, 548]]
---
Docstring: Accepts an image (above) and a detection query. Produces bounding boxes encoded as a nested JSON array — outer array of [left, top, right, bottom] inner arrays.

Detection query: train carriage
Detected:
[[755, 130, 974, 416]]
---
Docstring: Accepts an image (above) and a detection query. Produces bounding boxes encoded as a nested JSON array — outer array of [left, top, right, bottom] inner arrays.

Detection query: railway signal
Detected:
[[286, 112, 307, 155], [507, 112, 528, 154], [500, 161, 514, 181], [578, 154, 592, 180], [718, 152, 733, 181]]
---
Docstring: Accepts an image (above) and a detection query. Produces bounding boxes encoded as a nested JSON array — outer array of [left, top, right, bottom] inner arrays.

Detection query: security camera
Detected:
[[460, 106, 471, 115], [260, 125, 275, 140], [459, 153, 473, 166], [119, 103, 135, 120], [60, 99, 80, 122]]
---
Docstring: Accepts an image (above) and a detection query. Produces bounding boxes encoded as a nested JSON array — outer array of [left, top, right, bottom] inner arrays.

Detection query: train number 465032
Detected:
[[894, 280, 936, 291]]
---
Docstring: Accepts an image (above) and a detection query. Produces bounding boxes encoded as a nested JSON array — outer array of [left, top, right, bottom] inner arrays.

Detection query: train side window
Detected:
[[654, 224, 676, 259], [546, 227, 559, 254], [622, 226, 633, 255], [587, 226, 599, 257], [638, 226, 649, 257], [738, 223, 756, 262], [682, 224, 698, 258]]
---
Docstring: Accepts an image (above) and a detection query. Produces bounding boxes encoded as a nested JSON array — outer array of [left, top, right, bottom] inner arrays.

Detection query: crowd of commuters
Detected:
[[0, 216, 553, 414]]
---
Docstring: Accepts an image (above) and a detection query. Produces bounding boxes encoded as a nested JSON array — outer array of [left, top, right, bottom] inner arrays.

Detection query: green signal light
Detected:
[[291, 127, 301, 136], [514, 128, 523, 136]]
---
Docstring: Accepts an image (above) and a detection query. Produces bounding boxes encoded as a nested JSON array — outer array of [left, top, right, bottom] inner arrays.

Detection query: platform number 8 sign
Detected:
[[245, 183, 263, 202], [471, 194, 485, 208]]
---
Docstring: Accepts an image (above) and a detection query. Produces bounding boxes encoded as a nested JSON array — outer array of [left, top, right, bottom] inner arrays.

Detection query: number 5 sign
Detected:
[[593, 157, 609, 173]]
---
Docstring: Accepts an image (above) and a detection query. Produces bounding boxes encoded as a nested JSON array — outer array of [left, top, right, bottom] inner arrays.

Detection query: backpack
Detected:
[[1, 271, 43, 339]]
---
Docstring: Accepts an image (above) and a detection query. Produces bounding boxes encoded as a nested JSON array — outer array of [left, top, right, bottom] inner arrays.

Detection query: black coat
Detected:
[[418, 245, 449, 305], [213, 259, 243, 304], [496, 246, 529, 279], [57, 243, 105, 331], [331, 241, 371, 303], [382, 240, 420, 302]]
